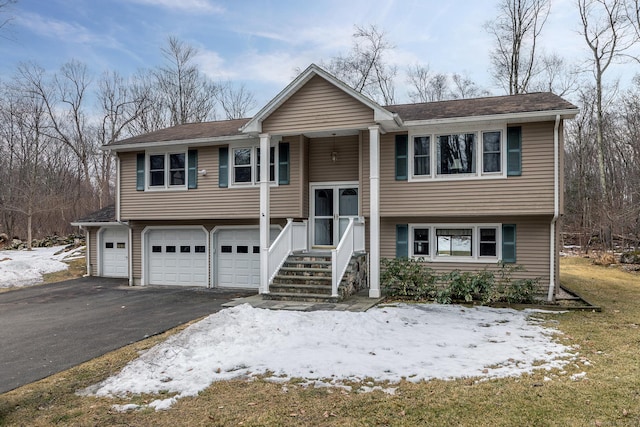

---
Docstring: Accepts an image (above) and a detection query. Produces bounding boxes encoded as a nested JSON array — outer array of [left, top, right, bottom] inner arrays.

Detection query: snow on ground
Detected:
[[82, 303, 577, 410], [0, 245, 80, 288]]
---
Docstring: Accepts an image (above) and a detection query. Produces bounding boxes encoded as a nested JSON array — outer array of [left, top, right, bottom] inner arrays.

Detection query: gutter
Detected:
[[548, 114, 561, 302]]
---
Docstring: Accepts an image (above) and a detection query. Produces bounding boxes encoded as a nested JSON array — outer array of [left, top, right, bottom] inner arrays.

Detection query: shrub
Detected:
[[381, 257, 437, 300], [620, 251, 640, 264]]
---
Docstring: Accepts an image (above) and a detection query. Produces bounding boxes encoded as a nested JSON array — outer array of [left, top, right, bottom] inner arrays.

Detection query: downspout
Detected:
[[82, 226, 90, 277], [548, 114, 561, 302]]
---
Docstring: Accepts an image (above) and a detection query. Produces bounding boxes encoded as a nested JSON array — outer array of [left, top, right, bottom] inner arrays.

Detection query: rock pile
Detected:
[[1, 234, 85, 250]]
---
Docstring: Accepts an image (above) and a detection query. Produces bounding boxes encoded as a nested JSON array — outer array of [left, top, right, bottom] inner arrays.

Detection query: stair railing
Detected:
[[331, 217, 365, 297], [267, 219, 308, 289]]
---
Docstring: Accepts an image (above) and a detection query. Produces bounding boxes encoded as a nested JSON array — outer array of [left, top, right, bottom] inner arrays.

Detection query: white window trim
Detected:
[[146, 150, 189, 191], [408, 126, 507, 182], [228, 141, 278, 188], [408, 223, 502, 263]]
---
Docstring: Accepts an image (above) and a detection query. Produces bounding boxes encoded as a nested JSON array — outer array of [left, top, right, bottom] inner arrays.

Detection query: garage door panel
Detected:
[[216, 228, 280, 289], [147, 228, 208, 287]]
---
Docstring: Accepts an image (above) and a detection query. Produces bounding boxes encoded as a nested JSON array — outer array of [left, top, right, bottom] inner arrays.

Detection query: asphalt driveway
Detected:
[[0, 277, 252, 394]]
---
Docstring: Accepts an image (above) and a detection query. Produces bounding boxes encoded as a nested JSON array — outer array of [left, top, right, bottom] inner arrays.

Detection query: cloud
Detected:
[[15, 11, 98, 44], [126, 0, 225, 14]]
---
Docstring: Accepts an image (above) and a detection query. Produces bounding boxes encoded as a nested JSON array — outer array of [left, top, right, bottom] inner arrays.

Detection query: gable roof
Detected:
[[240, 63, 399, 133], [387, 92, 577, 123]]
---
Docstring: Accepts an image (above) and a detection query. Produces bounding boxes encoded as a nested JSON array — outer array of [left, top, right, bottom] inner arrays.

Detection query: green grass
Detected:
[[1, 257, 639, 426]]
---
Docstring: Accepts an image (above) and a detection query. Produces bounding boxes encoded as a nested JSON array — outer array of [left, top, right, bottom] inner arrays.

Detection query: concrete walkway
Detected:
[[222, 290, 384, 312]]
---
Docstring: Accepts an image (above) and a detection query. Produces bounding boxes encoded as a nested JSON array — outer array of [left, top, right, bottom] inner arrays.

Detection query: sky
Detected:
[[0, 0, 636, 112]]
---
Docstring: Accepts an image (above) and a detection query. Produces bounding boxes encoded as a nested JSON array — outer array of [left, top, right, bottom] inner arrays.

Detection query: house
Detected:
[[72, 64, 578, 302]]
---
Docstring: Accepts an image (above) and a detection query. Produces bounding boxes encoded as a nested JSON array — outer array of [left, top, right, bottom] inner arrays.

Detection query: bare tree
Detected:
[[529, 53, 580, 96], [578, 0, 634, 197], [450, 73, 491, 99], [407, 65, 488, 102], [0, 0, 16, 36], [322, 24, 397, 104], [215, 81, 256, 119], [153, 36, 219, 126], [487, 0, 551, 94]]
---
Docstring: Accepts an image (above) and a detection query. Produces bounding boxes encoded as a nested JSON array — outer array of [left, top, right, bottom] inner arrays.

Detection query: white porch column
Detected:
[[259, 133, 271, 294], [368, 125, 381, 298]]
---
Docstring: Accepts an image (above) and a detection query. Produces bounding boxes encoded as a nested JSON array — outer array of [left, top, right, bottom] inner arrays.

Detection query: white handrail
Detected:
[[331, 217, 365, 297], [267, 219, 308, 290]]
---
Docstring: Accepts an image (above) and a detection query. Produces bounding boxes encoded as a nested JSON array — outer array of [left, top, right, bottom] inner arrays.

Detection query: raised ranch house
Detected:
[[72, 64, 578, 303]]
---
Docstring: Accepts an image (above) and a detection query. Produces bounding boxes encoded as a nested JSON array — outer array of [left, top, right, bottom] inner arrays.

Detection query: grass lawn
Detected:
[[1, 257, 639, 426]]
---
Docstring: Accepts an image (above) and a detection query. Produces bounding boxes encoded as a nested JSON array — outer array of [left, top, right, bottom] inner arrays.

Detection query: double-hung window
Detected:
[[482, 131, 502, 173], [408, 224, 500, 262], [148, 152, 186, 189], [231, 145, 276, 186], [413, 136, 430, 176]]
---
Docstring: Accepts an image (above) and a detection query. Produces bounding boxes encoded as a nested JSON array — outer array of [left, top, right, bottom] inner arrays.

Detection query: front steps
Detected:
[[264, 252, 368, 303]]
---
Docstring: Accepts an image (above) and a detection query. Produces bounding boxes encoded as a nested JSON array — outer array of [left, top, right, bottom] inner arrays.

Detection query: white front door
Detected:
[[100, 227, 129, 278], [311, 183, 359, 247]]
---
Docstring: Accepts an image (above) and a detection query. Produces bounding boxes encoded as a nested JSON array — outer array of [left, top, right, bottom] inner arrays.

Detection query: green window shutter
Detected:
[[136, 153, 145, 191], [188, 149, 198, 189], [507, 126, 522, 176], [502, 224, 517, 263], [396, 224, 409, 258], [278, 142, 290, 185], [395, 134, 408, 180], [219, 146, 229, 188]]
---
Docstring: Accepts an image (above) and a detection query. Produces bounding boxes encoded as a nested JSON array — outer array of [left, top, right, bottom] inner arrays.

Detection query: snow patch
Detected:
[[82, 303, 576, 410], [0, 246, 73, 288]]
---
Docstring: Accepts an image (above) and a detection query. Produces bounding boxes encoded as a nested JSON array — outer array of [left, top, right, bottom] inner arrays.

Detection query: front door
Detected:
[[312, 183, 359, 247]]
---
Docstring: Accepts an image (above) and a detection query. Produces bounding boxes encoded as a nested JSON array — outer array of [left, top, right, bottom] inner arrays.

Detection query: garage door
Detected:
[[101, 227, 129, 278], [147, 228, 208, 287], [216, 228, 279, 288]]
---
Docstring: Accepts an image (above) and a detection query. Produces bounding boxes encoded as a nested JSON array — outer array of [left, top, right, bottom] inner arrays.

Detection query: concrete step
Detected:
[[273, 275, 332, 285], [278, 266, 331, 274], [269, 283, 332, 295], [263, 292, 339, 303]]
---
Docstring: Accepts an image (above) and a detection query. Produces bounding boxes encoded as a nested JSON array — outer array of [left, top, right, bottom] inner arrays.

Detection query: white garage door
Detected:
[[147, 228, 208, 287], [101, 227, 129, 278], [216, 228, 279, 289]]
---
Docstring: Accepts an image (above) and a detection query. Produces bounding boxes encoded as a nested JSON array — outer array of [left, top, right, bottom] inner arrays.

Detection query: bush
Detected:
[[620, 251, 640, 264], [381, 257, 437, 300], [382, 259, 541, 305]]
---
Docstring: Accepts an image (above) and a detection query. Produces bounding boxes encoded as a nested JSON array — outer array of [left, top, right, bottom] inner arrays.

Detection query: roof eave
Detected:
[[71, 221, 122, 227], [101, 133, 256, 152], [402, 108, 579, 127]]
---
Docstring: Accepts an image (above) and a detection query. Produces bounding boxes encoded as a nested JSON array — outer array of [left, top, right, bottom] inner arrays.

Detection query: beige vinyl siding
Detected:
[[88, 227, 98, 276], [380, 216, 552, 292], [378, 122, 557, 216], [309, 135, 359, 183], [301, 136, 310, 217], [380, 217, 551, 297], [262, 75, 374, 134], [120, 142, 303, 220]]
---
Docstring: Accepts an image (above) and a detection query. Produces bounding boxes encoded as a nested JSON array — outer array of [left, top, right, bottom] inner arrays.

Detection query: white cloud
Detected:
[[15, 12, 98, 44], [126, 0, 225, 14]]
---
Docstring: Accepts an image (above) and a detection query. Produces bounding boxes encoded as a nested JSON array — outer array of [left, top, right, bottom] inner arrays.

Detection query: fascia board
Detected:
[[101, 134, 257, 152], [402, 109, 579, 127]]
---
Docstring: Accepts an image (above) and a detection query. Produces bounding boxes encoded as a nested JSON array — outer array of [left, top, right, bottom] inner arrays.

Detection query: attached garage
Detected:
[[215, 227, 280, 289], [144, 227, 208, 287], [99, 226, 129, 278]]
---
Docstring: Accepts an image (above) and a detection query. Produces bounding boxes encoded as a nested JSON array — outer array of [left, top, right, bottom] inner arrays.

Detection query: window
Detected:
[[117, 242, 126, 249], [152, 246, 162, 253], [413, 228, 429, 256], [148, 152, 187, 189], [230, 145, 277, 186], [413, 136, 430, 176], [407, 224, 501, 262], [437, 134, 475, 175], [180, 246, 190, 253], [407, 128, 506, 180], [166, 246, 176, 253], [479, 228, 497, 256], [233, 148, 252, 183], [105, 242, 114, 249], [221, 245, 232, 253], [237, 245, 248, 254], [482, 131, 501, 173], [194, 246, 206, 253], [436, 228, 473, 256]]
